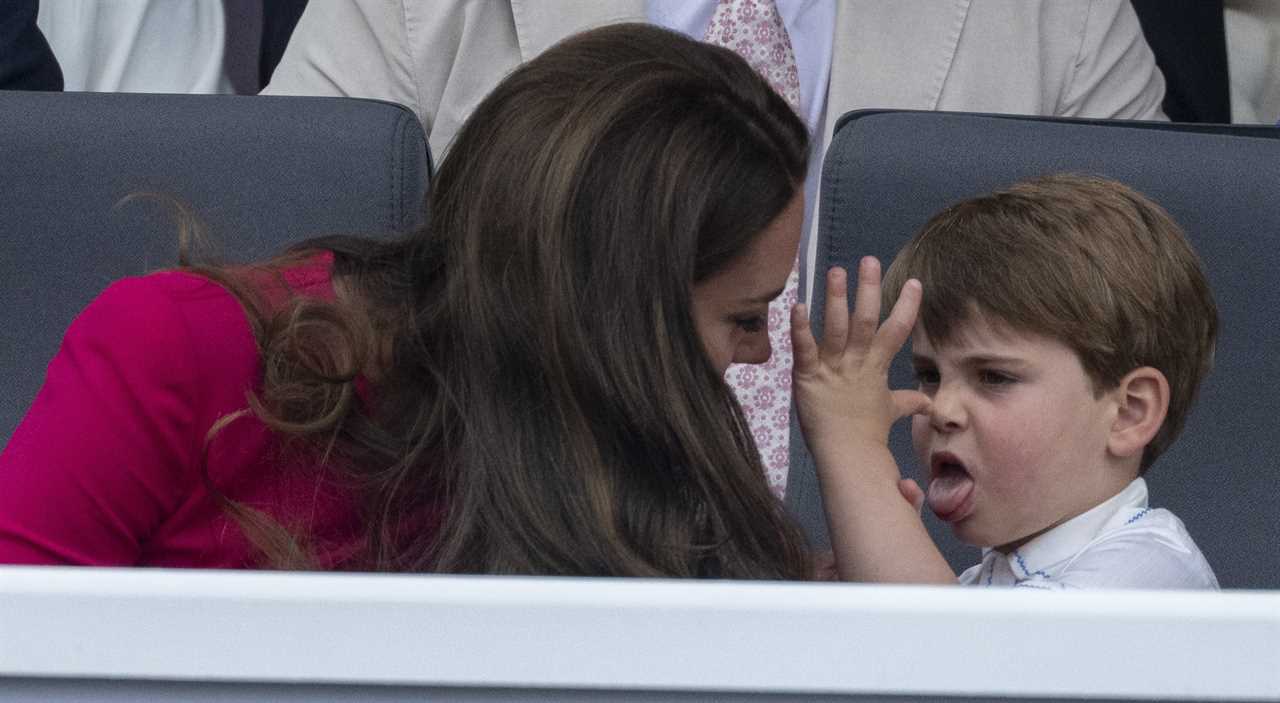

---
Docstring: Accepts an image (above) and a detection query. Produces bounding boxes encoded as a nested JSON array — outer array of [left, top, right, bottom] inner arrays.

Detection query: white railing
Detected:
[[1, 566, 1277, 700]]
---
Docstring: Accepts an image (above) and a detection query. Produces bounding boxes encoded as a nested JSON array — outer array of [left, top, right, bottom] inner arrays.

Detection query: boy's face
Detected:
[[910, 313, 1125, 552]]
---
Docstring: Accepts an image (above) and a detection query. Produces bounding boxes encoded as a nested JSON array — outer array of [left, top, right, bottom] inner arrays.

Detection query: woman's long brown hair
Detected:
[[202, 24, 813, 578]]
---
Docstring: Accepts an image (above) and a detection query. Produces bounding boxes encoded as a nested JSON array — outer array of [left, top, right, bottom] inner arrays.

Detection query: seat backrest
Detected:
[[0, 91, 430, 444], [786, 110, 1280, 589]]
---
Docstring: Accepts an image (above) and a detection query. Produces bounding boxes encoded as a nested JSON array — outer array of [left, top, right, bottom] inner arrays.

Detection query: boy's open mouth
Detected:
[[927, 452, 976, 523]]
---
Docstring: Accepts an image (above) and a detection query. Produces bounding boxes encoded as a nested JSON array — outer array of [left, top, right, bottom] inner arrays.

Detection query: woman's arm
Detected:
[[0, 276, 206, 564]]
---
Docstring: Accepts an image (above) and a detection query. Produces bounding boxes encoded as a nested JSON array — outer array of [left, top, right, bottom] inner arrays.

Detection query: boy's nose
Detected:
[[928, 385, 966, 432]]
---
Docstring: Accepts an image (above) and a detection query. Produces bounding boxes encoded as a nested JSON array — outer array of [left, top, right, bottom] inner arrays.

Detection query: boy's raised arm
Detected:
[[791, 257, 957, 584]]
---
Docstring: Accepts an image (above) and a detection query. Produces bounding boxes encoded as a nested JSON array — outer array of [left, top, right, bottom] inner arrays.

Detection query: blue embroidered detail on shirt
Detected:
[[1125, 508, 1151, 525], [1013, 550, 1051, 580]]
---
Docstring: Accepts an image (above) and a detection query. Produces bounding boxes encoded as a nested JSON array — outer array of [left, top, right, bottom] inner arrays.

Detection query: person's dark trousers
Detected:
[[0, 0, 62, 90], [1132, 0, 1230, 123], [259, 0, 308, 90], [223, 0, 310, 94]]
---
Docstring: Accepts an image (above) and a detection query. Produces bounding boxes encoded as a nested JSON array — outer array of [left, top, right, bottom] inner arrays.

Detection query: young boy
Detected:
[[792, 174, 1219, 589]]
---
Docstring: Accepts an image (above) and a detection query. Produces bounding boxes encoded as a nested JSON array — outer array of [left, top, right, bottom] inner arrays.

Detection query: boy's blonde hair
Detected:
[[883, 174, 1217, 471]]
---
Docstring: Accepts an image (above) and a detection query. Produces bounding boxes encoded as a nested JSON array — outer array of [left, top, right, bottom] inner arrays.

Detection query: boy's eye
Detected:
[[913, 367, 940, 386], [979, 369, 1017, 386], [733, 315, 766, 333]]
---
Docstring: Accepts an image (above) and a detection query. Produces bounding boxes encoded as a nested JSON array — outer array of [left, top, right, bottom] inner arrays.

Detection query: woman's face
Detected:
[[692, 192, 804, 376]]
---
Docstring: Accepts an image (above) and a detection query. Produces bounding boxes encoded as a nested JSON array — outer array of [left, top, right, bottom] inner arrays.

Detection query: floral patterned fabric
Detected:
[[704, 0, 802, 498]]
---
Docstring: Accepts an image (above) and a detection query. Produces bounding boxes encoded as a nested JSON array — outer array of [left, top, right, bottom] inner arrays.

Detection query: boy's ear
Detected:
[[1107, 367, 1170, 460]]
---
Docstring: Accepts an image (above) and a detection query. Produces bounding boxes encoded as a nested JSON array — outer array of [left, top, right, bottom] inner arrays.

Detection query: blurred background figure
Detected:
[[37, 0, 231, 93], [1225, 0, 1280, 124], [25, 0, 307, 94], [1131, 0, 1231, 123], [250, 0, 306, 92], [1122, 0, 1278, 125], [0, 0, 61, 90]]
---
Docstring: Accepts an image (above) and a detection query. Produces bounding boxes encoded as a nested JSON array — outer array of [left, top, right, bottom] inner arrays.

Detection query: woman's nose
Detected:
[[733, 332, 772, 366]]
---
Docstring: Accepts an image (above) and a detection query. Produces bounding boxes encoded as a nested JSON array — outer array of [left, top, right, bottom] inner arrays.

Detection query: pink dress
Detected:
[[0, 254, 367, 567]]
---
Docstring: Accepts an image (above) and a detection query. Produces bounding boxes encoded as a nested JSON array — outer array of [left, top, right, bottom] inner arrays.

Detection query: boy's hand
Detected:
[[812, 550, 839, 581], [791, 257, 929, 459], [793, 259, 956, 585]]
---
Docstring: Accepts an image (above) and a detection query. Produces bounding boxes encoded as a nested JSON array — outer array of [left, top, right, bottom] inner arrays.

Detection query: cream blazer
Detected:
[[264, 0, 1167, 161]]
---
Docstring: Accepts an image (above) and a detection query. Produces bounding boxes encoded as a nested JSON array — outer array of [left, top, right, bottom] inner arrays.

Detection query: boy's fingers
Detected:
[[812, 550, 839, 581], [891, 388, 931, 421], [849, 257, 881, 350], [870, 279, 922, 367], [898, 478, 925, 515], [790, 303, 819, 373], [820, 267, 849, 363]]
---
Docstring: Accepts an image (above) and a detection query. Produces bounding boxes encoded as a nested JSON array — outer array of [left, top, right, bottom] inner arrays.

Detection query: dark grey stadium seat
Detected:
[[786, 110, 1280, 590], [0, 91, 430, 445]]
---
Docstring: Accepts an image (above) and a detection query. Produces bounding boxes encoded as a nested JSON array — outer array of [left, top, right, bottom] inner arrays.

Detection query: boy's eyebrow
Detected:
[[911, 352, 1029, 367], [960, 354, 1030, 368]]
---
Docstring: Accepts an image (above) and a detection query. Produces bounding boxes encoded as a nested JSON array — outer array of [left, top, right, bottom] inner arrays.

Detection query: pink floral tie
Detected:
[[704, 0, 802, 498]]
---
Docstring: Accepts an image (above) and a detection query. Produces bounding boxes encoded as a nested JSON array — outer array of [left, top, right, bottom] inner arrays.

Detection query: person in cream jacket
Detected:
[[263, 0, 1166, 162]]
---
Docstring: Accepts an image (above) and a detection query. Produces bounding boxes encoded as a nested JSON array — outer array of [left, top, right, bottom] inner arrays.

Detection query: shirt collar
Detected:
[[995, 478, 1150, 580]]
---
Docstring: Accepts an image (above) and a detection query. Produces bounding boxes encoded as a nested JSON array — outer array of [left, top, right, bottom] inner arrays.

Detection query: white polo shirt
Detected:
[[959, 478, 1219, 590]]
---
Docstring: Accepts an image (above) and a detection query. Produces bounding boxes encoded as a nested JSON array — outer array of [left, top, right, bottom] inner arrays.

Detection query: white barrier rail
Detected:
[[1, 566, 1277, 700]]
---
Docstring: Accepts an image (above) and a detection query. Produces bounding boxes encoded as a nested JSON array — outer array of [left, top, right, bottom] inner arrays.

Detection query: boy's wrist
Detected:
[[798, 408, 891, 457], [811, 437, 901, 485]]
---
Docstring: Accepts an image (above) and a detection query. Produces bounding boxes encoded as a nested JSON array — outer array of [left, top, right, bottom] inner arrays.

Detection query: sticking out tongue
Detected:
[[927, 464, 976, 523]]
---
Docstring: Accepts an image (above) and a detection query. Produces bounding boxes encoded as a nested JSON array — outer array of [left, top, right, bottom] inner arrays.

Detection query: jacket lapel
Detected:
[[825, 0, 970, 140], [510, 0, 647, 61]]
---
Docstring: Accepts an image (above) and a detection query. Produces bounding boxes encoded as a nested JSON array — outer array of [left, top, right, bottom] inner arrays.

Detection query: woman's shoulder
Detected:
[[86, 252, 337, 356], [60, 271, 260, 428], [101, 250, 334, 304], [85, 270, 251, 361], [69, 252, 336, 404]]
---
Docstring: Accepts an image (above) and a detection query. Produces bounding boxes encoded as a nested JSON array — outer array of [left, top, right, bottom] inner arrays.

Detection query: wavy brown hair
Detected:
[[203, 24, 813, 578]]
